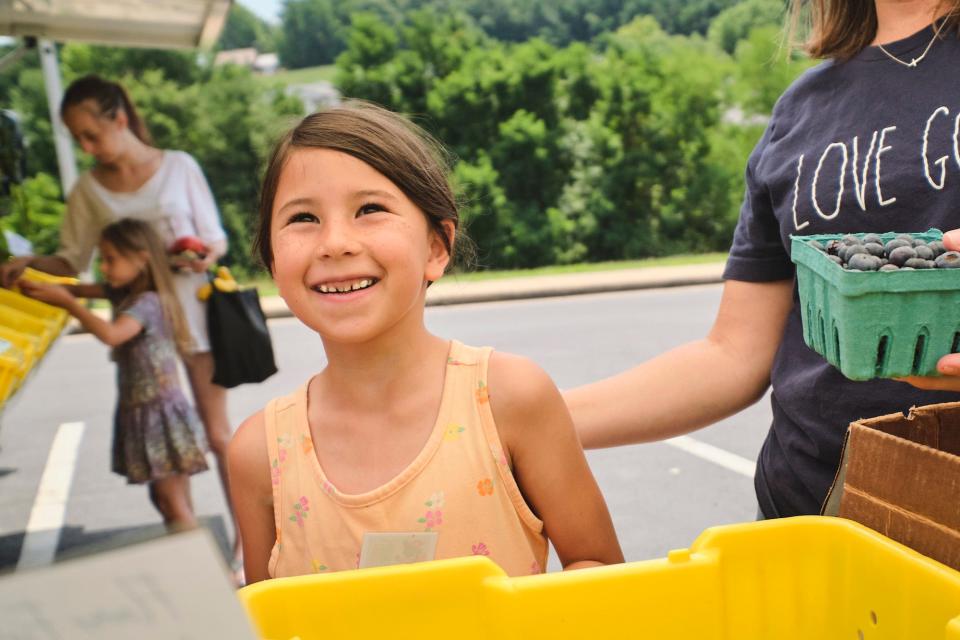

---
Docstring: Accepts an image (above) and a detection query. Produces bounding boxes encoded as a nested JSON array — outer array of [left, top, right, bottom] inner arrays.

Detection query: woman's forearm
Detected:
[[565, 338, 772, 449], [27, 255, 78, 277], [566, 279, 793, 449]]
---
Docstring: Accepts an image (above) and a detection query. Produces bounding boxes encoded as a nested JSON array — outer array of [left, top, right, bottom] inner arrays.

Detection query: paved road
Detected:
[[0, 284, 772, 573]]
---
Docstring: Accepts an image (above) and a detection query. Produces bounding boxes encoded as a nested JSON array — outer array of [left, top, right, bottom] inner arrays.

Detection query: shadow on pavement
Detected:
[[0, 515, 231, 576]]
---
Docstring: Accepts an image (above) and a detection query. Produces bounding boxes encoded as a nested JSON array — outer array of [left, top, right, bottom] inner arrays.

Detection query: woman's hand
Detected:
[[188, 253, 216, 274], [18, 280, 76, 309], [0, 256, 32, 289], [901, 229, 960, 391]]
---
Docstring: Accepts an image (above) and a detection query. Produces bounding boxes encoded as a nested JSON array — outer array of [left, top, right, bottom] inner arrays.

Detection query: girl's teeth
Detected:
[[318, 279, 374, 294]]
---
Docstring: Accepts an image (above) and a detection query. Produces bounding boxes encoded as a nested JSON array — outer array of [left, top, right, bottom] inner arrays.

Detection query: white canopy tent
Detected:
[[0, 0, 231, 193]]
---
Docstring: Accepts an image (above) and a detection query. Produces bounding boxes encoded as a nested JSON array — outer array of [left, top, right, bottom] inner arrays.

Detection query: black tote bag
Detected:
[[206, 285, 278, 388]]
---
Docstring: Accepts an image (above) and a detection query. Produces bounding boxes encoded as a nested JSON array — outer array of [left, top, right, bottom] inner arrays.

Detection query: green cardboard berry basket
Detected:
[[791, 229, 960, 380]]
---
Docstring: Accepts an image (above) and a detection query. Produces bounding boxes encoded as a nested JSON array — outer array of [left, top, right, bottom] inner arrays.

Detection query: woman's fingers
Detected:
[[898, 352, 960, 390], [944, 229, 960, 251], [0, 259, 27, 289]]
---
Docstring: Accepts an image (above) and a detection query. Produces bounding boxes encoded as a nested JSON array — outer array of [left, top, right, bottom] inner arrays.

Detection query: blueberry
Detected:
[[808, 240, 826, 252], [842, 245, 869, 262], [934, 251, 960, 268], [904, 257, 932, 269], [888, 245, 917, 266], [914, 245, 934, 260], [879, 264, 900, 272], [864, 242, 885, 257], [884, 239, 912, 254], [862, 233, 884, 245], [847, 253, 882, 271]]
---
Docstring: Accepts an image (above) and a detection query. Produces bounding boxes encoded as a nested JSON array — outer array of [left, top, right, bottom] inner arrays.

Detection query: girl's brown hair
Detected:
[[60, 74, 152, 144], [254, 101, 465, 273], [100, 219, 193, 354], [788, 0, 960, 60]]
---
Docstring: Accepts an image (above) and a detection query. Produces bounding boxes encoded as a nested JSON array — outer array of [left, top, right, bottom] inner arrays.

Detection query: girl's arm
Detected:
[[18, 281, 142, 347], [66, 283, 108, 299], [227, 409, 276, 584], [489, 353, 624, 570], [565, 279, 794, 448]]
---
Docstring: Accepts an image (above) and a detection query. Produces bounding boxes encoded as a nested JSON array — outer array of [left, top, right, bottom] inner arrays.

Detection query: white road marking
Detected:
[[17, 421, 85, 569], [665, 435, 756, 478]]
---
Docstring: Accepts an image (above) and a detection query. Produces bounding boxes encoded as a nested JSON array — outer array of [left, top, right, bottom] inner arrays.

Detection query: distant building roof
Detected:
[[214, 47, 258, 67], [253, 52, 279, 73]]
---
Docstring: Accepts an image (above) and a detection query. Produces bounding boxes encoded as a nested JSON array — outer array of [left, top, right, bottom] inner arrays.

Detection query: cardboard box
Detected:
[[823, 401, 960, 570]]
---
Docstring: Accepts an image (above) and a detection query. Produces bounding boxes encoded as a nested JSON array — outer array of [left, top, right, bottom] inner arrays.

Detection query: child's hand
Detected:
[[18, 280, 75, 308]]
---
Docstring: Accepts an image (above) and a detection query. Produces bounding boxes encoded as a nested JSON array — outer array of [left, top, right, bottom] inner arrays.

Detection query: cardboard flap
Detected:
[[861, 401, 960, 455], [845, 424, 960, 530], [821, 428, 851, 517], [833, 401, 960, 571]]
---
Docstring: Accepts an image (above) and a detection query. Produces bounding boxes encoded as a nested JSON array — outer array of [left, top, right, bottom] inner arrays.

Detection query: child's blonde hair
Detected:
[[100, 218, 194, 354]]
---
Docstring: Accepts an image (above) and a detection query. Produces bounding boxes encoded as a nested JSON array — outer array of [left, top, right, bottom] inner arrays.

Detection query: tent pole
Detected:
[[38, 39, 77, 196]]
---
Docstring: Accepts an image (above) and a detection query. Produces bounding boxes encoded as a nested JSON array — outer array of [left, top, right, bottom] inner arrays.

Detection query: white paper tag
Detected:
[[358, 532, 439, 569]]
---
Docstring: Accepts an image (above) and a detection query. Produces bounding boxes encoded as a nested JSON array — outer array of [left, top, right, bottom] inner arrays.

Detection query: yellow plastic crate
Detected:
[[238, 516, 960, 640], [0, 287, 67, 326], [0, 303, 55, 354], [0, 340, 23, 404], [19, 266, 78, 286], [0, 325, 38, 375]]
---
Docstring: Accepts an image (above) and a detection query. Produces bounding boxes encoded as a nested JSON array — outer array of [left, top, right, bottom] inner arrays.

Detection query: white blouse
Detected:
[[56, 150, 228, 353], [56, 150, 227, 272]]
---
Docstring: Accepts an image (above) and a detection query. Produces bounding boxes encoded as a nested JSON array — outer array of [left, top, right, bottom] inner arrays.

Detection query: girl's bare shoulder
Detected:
[[228, 409, 268, 470], [485, 351, 566, 447]]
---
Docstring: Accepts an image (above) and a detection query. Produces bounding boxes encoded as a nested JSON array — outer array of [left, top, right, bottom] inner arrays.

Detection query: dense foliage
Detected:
[[0, 0, 809, 272]]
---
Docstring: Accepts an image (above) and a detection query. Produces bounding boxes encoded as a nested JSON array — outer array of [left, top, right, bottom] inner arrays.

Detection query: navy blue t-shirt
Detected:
[[724, 23, 960, 517]]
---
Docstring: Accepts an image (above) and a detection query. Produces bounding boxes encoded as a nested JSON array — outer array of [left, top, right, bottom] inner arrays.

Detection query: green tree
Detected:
[[732, 25, 814, 115], [278, 0, 350, 68], [3, 174, 65, 256], [218, 3, 279, 52], [708, 0, 786, 54]]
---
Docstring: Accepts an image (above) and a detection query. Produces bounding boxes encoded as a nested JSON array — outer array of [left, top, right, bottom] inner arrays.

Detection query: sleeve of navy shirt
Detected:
[[723, 115, 796, 283]]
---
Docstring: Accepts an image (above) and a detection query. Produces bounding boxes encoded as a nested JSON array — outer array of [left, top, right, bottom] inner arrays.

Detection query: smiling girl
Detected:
[[227, 102, 623, 584]]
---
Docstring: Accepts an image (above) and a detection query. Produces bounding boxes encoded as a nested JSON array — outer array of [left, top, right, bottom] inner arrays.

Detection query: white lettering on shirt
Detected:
[[811, 142, 847, 220], [876, 126, 897, 206], [850, 132, 878, 211], [792, 154, 809, 231], [923, 106, 950, 190]]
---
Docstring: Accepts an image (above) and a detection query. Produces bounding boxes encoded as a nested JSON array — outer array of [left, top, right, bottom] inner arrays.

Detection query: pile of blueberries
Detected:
[[809, 234, 960, 271]]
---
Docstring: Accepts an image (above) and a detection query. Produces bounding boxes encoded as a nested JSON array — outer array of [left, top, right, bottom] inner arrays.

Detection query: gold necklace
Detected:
[[876, 19, 947, 68]]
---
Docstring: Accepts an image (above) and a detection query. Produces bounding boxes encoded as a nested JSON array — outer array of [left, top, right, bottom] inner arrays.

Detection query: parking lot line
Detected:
[[665, 435, 756, 478], [16, 421, 85, 570]]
